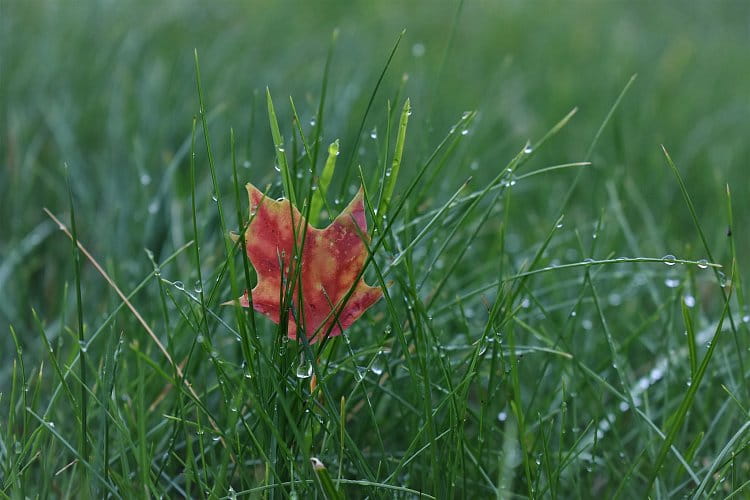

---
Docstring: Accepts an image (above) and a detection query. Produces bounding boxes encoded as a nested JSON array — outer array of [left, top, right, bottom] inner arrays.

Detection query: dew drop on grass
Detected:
[[211, 193, 218, 202], [212, 435, 221, 442], [556, 222, 564, 229], [194, 280, 202, 293], [497, 411, 507, 422], [683, 294, 696, 308], [242, 160, 251, 169], [370, 127, 377, 140], [662, 254, 677, 266], [371, 353, 386, 375], [461, 128, 469, 136], [148, 200, 159, 214], [524, 143, 533, 154], [296, 359, 313, 379], [355, 366, 367, 381], [411, 43, 425, 57], [174, 281, 184, 290], [697, 258, 709, 269], [309, 118, 316, 127], [742, 315, 750, 323], [140, 173, 152, 186], [274, 163, 281, 172]]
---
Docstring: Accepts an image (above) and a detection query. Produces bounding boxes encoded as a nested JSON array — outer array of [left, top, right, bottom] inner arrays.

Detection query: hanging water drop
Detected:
[[696, 259, 709, 269], [194, 280, 203, 293], [296, 359, 313, 379], [174, 281, 184, 290], [662, 254, 677, 266]]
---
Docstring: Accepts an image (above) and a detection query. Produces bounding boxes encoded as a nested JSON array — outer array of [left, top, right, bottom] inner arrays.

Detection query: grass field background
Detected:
[[3, 1, 750, 497]]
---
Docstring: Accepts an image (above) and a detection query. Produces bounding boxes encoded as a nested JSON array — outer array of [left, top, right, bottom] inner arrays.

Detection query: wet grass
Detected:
[[3, 1, 750, 498]]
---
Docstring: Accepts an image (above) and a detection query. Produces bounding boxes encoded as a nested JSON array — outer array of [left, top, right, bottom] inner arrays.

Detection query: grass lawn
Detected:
[[3, 1, 750, 497]]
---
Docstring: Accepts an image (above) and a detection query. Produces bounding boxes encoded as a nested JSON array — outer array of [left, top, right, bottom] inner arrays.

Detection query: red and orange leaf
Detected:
[[234, 183, 382, 343]]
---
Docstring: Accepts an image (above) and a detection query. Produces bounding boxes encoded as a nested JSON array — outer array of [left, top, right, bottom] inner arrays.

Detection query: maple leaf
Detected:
[[233, 183, 382, 344]]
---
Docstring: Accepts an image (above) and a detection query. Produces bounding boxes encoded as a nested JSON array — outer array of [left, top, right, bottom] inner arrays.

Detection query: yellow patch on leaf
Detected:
[[234, 183, 382, 343]]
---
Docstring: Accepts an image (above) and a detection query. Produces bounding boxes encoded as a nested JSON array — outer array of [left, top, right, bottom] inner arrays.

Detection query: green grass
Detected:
[[3, 1, 750, 498]]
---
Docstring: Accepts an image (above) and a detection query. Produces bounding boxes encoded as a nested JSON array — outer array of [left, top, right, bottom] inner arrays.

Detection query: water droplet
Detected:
[[174, 281, 184, 290], [521, 298, 531, 308], [556, 222, 564, 229], [477, 340, 488, 356], [470, 160, 479, 171], [664, 278, 680, 288], [662, 254, 677, 266], [385, 169, 392, 177], [354, 366, 367, 381], [193, 280, 203, 293], [296, 359, 313, 379], [370, 127, 377, 140], [212, 435, 221, 442], [608, 293, 622, 306], [696, 259, 709, 269], [497, 411, 507, 422], [718, 271, 728, 287], [582, 319, 593, 330], [411, 43, 425, 57], [211, 193, 218, 202], [196, 334, 204, 344], [274, 163, 281, 172], [461, 129, 469, 136], [569, 311, 577, 318], [619, 401, 630, 412], [742, 315, 750, 323], [309, 118, 316, 127], [140, 173, 152, 186], [148, 200, 159, 214], [683, 294, 696, 308], [523, 144, 533, 154], [14, 441, 22, 454], [371, 358, 385, 376], [242, 160, 251, 169], [277, 146, 285, 153]]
